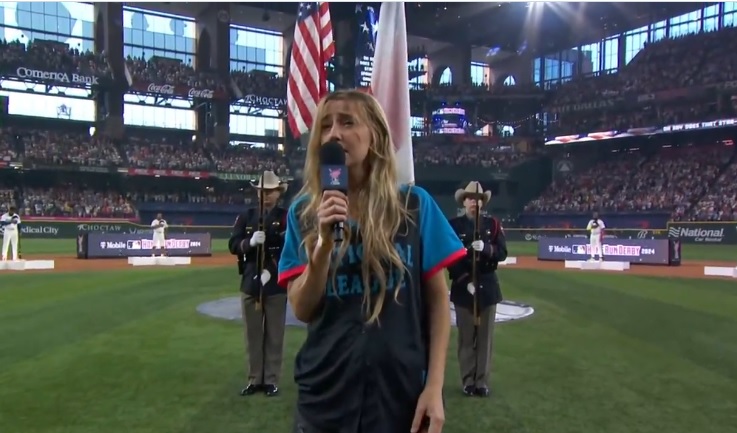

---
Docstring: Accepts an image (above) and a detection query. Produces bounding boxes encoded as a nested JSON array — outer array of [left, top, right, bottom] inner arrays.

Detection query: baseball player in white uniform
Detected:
[[586, 211, 606, 261], [150, 213, 168, 257], [1, 206, 21, 261]]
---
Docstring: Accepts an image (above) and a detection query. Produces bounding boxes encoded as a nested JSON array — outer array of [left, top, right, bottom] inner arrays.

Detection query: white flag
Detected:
[[370, 2, 415, 185]]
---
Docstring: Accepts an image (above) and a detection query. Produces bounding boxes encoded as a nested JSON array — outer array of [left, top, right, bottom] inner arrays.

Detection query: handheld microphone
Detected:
[[319, 141, 348, 243]]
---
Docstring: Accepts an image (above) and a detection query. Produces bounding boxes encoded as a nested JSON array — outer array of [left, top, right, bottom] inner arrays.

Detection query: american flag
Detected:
[[354, 4, 378, 88], [287, 2, 335, 138]]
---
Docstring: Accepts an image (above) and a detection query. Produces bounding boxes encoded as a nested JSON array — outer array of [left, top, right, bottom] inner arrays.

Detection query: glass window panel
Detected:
[[132, 30, 143, 46], [651, 26, 666, 42], [44, 2, 57, 16], [725, 2, 737, 13], [44, 15, 57, 33], [31, 2, 44, 14], [153, 32, 164, 47], [703, 4, 719, 17], [142, 30, 154, 46], [725, 12, 736, 28], [439, 67, 452, 85], [703, 16, 718, 31], [604, 38, 618, 71]]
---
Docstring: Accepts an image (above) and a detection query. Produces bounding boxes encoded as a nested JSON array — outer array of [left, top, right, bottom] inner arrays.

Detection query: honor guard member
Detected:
[[228, 171, 289, 397], [447, 181, 507, 398]]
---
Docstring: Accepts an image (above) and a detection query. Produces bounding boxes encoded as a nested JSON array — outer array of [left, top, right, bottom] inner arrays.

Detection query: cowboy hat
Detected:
[[250, 170, 288, 193], [454, 181, 491, 206]]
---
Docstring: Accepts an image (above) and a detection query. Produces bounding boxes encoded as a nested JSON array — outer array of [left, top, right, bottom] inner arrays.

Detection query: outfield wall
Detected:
[[13, 219, 737, 245]]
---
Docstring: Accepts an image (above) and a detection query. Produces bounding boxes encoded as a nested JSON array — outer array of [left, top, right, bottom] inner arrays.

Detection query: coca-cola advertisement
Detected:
[[130, 81, 228, 100]]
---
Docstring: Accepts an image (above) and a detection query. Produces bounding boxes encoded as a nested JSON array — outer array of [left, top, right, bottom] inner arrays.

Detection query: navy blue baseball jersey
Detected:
[[278, 185, 464, 433]]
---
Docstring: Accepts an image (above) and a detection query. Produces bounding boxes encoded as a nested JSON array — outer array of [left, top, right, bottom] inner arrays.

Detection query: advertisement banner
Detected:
[[130, 82, 229, 100], [505, 229, 665, 242], [78, 232, 212, 259], [119, 168, 211, 179], [242, 94, 286, 110], [667, 222, 737, 244], [9, 66, 106, 86], [537, 237, 677, 265], [661, 118, 737, 133], [16, 220, 232, 239]]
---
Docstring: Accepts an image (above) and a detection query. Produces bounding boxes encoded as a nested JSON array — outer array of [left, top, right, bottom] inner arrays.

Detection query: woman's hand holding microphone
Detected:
[[314, 190, 348, 258]]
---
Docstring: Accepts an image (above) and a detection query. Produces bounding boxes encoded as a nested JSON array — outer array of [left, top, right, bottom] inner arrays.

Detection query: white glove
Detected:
[[260, 269, 271, 286], [471, 240, 484, 252], [249, 231, 266, 247], [466, 283, 476, 295]]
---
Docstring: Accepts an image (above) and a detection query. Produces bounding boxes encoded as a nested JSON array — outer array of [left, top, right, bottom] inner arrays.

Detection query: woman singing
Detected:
[[277, 90, 465, 433]]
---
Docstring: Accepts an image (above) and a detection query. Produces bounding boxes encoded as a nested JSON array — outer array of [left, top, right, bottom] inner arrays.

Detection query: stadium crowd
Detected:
[[23, 130, 124, 168], [19, 187, 136, 218], [0, 38, 110, 78], [124, 55, 226, 92], [547, 26, 737, 135], [526, 144, 737, 220], [0, 127, 528, 173], [690, 160, 737, 221]]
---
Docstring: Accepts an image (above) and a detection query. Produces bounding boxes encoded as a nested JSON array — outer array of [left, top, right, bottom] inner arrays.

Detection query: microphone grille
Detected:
[[319, 141, 345, 165]]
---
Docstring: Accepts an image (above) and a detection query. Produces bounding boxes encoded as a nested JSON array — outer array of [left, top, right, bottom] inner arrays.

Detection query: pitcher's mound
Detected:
[[197, 297, 534, 327]]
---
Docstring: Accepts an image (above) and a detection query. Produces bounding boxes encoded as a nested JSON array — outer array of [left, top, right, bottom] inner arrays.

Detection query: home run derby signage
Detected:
[[503, 228, 664, 242], [537, 237, 681, 266], [77, 232, 212, 259], [196, 297, 536, 326]]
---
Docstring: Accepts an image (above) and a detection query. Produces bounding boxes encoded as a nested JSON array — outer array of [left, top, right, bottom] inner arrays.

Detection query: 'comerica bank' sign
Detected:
[[15, 67, 100, 85]]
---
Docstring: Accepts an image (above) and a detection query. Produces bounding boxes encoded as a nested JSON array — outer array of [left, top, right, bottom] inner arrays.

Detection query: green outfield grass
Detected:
[[15, 238, 737, 262], [1, 264, 736, 433]]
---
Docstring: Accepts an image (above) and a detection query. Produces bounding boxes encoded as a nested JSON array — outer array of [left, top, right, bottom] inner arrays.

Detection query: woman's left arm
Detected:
[[424, 271, 450, 392]]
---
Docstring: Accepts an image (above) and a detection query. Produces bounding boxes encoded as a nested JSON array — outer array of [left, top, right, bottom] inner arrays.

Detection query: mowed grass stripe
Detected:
[[0, 269, 234, 367], [487, 303, 734, 433], [0, 269, 192, 311], [509, 270, 737, 382], [603, 274, 737, 319], [0, 284, 303, 433]]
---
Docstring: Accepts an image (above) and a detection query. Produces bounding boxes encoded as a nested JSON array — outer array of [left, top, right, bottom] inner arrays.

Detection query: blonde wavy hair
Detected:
[[296, 90, 413, 324]]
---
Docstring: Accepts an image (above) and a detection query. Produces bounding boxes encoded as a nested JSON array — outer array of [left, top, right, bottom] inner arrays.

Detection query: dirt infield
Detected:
[[23, 253, 235, 273], [10, 253, 737, 280], [512, 256, 736, 279], [4, 254, 735, 278]]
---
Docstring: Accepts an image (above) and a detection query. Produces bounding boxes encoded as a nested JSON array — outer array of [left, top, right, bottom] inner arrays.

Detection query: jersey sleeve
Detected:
[[150, 220, 157, 227], [411, 186, 466, 281], [599, 220, 606, 229], [277, 199, 309, 288], [586, 220, 593, 230]]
